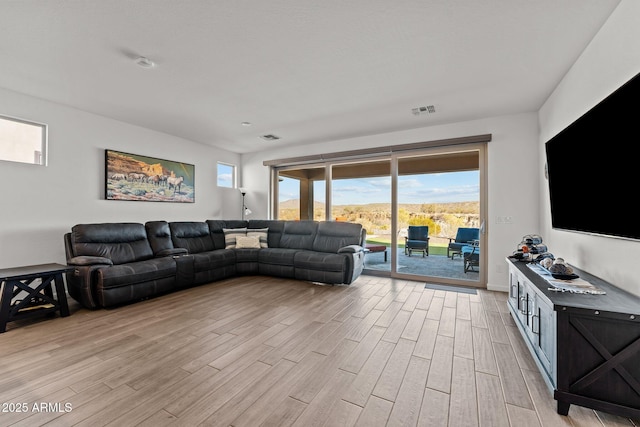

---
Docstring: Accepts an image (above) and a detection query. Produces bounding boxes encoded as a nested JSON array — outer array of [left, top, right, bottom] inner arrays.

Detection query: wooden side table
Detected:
[[0, 263, 73, 333]]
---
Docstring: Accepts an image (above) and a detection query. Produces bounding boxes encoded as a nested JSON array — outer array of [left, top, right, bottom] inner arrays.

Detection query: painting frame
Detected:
[[105, 149, 195, 203]]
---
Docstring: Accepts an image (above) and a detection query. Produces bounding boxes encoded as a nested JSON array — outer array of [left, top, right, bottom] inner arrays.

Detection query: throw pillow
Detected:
[[223, 228, 247, 249], [236, 235, 261, 249], [247, 228, 269, 248]]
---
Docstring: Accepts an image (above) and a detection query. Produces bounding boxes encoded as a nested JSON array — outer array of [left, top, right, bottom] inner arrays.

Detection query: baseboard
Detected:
[[487, 281, 509, 293]]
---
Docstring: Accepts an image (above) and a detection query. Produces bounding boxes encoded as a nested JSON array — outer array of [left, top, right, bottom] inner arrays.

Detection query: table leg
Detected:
[[0, 281, 13, 333], [53, 273, 70, 317]]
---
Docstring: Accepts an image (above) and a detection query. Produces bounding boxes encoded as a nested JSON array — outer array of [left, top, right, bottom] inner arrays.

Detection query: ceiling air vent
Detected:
[[411, 105, 436, 116], [260, 134, 281, 141]]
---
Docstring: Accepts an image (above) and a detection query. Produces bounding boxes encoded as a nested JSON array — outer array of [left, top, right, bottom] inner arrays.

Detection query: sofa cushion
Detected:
[[293, 250, 347, 272], [234, 248, 260, 263], [192, 249, 236, 272], [247, 228, 268, 248], [170, 222, 214, 253], [279, 221, 317, 250], [223, 228, 247, 249], [313, 221, 363, 253], [236, 235, 261, 249], [207, 220, 249, 249], [97, 257, 176, 289], [258, 248, 298, 266], [72, 223, 154, 265]]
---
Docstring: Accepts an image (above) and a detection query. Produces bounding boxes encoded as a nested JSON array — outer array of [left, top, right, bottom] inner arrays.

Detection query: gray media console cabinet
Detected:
[[506, 258, 640, 418]]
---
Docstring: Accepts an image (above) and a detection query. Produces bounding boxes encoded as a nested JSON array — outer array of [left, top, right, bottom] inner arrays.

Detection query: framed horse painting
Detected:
[[105, 149, 195, 203]]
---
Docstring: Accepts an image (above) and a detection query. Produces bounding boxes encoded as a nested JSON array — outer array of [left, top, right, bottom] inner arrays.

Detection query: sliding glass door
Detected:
[[272, 144, 487, 287], [394, 148, 485, 286]]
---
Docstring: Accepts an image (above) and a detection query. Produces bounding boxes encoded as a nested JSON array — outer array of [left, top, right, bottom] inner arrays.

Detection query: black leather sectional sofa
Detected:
[[63, 219, 366, 309]]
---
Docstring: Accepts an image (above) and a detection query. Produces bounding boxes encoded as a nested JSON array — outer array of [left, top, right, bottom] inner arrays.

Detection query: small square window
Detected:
[[217, 162, 236, 188], [0, 114, 48, 166]]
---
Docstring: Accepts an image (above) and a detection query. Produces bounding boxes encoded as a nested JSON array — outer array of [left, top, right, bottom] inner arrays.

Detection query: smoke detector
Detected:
[[260, 134, 281, 141], [411, 105, 436, 116]]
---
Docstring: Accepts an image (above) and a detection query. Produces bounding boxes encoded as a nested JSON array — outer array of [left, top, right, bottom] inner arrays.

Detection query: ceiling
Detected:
[[0, 1, 620, 154]]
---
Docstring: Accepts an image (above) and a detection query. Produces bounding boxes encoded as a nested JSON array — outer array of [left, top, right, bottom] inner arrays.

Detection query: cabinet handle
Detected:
[[531, 314, 539, 334], [519, 296, 528, 315]]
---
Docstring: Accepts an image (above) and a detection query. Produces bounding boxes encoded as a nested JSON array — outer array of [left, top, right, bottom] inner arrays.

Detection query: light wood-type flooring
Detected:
[[1, 275, 638, 426]]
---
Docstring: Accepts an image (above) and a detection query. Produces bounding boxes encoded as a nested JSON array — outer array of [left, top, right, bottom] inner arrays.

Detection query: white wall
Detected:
[[242, 113, 541, 292], [539, 0, 640, 296], [0, 87, 241, 269]]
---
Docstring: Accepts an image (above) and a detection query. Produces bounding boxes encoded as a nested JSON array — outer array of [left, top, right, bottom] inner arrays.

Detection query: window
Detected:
[[0, 114, 48, 165], [217, 162, 236, 188]]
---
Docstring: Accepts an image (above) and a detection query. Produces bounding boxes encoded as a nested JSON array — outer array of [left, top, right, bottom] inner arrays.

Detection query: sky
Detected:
[[279, 170, 479, 205]]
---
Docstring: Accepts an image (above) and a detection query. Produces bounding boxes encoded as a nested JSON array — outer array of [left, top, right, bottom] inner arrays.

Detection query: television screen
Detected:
[[545, 71, 640, 241]]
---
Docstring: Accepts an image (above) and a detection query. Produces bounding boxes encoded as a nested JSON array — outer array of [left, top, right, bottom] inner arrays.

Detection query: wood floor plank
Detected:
[[374, 300, 404, 328], [415, 288, 435, 311], [470, 301, 489, 328], [504, 324, 539, 372], [259, 397, 307, 427], [493, 342, 534, 410], [454, 318, 474, 359], [521, 368, 574, 427], [342, 340, 396, 407], [426, 334, 454, 394], [448, 356, 479, 427], [321, 399, 362, 427], [426, 295, 444, 320], [340, 325, 386, 374], [485, 310, 511, 345], [291, 369, 356, 427], [472, 326, 499, 376], [381, 309, 412, 343], [386, 355, 430, 427], [476, 372, 510, 427], [166, 361, 271, 425], [444, 290, 458, 308], [200, 359, 297, 427], [372, 338, 416, 402], [413, 318, 439, 360], [418, 387, 450, 427], [230, 351, 325, 427], [354, 396, 393, 427], [438, 306, 457, 337], [506, 404, 542, 427], [400, 308, 427, 341], [457, 293, 472, 320], [289, 338, 357, 403]]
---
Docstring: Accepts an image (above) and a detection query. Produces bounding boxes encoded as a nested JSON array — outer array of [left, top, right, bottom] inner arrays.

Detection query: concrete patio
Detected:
[[363, 247, 480, 280]]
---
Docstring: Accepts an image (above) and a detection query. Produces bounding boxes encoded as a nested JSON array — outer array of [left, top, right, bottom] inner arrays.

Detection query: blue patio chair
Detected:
[[462, 245, 480, 273], [447, 227, 479, 259], [404, 226, 429, 257]]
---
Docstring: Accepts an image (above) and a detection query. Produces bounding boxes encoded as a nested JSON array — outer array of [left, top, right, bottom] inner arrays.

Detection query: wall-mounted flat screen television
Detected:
[[545, 71, 640, 241]]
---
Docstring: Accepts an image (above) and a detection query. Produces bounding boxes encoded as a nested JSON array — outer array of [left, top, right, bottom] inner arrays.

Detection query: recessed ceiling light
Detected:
[[135, 56, 155, 69], [241, 122, 252, 127], [260, 134, 281, 141]]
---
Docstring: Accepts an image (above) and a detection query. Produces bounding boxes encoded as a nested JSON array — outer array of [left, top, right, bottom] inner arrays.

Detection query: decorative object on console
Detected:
[[105, 149, 194, 203]]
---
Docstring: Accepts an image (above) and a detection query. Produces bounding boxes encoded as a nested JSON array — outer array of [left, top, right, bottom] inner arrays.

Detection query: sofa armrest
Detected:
[[68, 256, 114, 266], [156, 248, 189, 257], [337, 244, 364, 254]]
